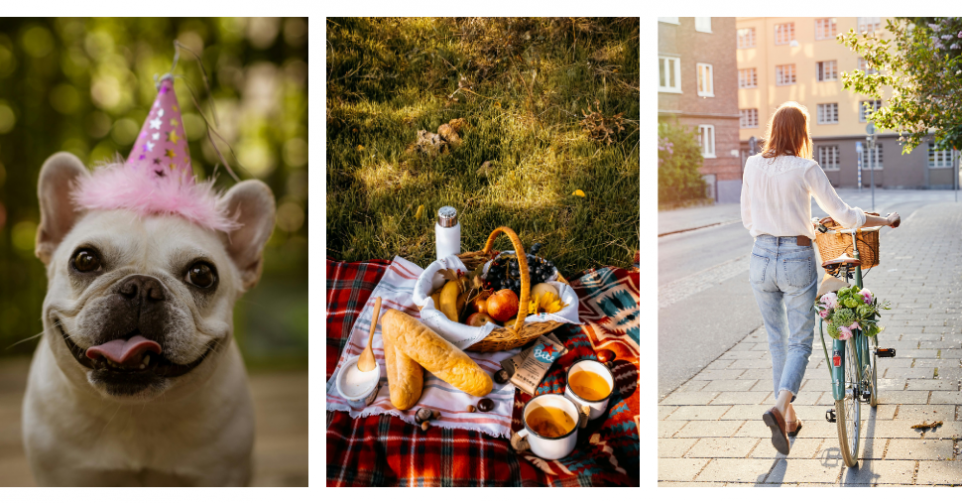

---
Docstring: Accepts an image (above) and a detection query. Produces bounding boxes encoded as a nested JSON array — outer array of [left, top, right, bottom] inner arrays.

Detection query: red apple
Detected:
[[470, 291, 491, 315], [466, 312, 496, 327], [486, 289, 519, 323]]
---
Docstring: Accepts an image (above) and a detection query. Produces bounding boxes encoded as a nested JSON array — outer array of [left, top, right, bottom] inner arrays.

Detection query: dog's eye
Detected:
[[72, 248, 102, 273], [185, 262, 217, 289]]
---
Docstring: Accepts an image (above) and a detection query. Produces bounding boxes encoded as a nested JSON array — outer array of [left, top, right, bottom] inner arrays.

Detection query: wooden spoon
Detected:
[[357, 297, 382, 372]]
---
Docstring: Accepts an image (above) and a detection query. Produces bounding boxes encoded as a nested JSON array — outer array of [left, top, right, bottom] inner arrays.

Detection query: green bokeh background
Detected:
[[0, 18, 308, 369]]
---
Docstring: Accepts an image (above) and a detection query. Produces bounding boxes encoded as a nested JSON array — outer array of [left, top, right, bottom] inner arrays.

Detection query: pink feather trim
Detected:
[[71, 162, 240, 232]]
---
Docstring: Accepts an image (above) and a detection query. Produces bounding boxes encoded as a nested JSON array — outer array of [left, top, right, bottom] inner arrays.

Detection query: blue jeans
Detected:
[[749, 235, 819, 401]]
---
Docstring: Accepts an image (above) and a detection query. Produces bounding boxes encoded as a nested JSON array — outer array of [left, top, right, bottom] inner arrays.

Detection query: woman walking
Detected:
[[740, 102, 900, 455]]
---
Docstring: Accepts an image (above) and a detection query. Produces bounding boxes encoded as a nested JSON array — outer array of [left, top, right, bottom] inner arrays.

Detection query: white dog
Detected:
[[22, 152, 275, 486]]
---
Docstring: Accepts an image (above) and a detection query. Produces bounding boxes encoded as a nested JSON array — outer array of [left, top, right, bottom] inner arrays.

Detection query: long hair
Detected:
[[761, 101, 813, 160]]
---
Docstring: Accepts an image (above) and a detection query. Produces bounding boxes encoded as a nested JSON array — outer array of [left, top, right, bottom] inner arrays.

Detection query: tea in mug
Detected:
[[568, 370, 611, 401], [526, 405, 576, 438]]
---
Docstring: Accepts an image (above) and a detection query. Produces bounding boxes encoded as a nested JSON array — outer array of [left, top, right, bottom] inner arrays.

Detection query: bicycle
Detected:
[[813, 214, 899, 468]]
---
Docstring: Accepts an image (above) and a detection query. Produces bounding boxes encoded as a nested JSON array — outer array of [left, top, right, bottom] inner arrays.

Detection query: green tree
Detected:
[[658, 121, 705, 204], [840, 17, 962, 153]]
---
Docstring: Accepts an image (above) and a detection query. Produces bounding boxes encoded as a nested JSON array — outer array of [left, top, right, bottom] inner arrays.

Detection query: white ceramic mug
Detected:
[[516, 394, 582, 460], [564, 359, 614, 420]]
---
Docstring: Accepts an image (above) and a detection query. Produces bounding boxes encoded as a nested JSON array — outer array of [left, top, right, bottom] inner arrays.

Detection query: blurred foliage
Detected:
[[0, 18, 308, 367], [327, 18, 640, 275], [657, 120, 706, 205]]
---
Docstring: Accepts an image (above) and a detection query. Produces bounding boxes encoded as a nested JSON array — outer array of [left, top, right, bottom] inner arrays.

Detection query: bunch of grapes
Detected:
[[482, 243, 557, 295]]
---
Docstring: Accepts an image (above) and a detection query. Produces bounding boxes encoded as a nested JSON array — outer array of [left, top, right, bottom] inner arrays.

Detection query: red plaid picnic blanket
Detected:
[[326, 258, 640, 487]]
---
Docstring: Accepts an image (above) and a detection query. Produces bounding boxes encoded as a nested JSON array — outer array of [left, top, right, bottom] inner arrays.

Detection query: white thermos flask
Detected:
[[435, 206, 461, 260]]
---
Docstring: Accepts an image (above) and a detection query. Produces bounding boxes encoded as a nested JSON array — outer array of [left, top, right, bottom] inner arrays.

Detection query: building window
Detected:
[[737, 28, 755, 49], [738, 68, 757, 88], [859, 100, 881, 122], [817, 60, 838, 82], [860, 143, 883, 169], [817, 103, 839, 124], [858, 57, 879, 75], [818, 145, 840, 170], [659, 56, 681, 93], [740, 109, 759, 129], [658, 17, 680, 25], [695, 17, 712, 33], [776, 64, 796, 86], [698, 125, 715, 158], [697, 63, 714, 97], [858, 17, 881, 34], [816, 18, 837, 40], [775, 23, 795, 45], [929, 142, 954, 168]]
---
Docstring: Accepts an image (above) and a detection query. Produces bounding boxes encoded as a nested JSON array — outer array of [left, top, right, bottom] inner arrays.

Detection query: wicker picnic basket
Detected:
[[457, 226, 570, 353], [813, 214, 880, 270]]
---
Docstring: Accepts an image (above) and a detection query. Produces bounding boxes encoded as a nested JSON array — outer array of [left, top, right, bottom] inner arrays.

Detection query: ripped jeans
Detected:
[[749, 235, 819, 401]]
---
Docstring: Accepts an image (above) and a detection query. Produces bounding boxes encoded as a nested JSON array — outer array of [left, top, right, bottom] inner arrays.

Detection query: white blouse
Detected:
[[741, 154, 866, 239]]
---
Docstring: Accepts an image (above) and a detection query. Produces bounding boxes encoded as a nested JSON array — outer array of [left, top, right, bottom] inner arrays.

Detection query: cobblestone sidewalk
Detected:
[[659, 202, 962, 486]]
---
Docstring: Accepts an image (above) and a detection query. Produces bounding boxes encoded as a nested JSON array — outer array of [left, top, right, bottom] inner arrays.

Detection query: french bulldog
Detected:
[[22, 152, 276, 486]]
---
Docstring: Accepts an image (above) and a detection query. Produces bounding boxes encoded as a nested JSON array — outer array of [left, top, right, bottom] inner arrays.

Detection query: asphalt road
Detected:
[[658, 189, 961, 397]]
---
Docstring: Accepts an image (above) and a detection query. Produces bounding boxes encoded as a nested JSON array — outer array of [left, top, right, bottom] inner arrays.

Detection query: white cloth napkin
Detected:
[[326, 256, 521, 439]]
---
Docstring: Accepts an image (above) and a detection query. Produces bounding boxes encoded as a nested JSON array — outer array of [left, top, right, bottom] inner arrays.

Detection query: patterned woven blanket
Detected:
[[326, 258, 640, 486]]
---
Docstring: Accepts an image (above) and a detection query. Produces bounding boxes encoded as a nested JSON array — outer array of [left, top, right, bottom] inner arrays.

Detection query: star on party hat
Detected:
[[130, 76, 192, 179], [71, 74, 239, 232]]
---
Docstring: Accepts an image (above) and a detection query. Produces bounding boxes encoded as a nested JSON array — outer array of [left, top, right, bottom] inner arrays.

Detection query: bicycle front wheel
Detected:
[[868, 335, 878, 407], [836, 337, 862, 467]]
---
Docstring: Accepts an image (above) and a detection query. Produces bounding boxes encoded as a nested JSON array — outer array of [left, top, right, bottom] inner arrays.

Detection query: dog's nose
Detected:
[[118, 275, 166, 302]]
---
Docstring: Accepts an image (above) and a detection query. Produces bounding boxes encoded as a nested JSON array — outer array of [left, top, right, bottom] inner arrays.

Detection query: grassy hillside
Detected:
[[326, 18, 639, 275]]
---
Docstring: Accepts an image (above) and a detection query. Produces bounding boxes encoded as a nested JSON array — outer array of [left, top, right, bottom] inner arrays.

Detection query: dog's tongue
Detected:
[[85, 336, 162, 364]]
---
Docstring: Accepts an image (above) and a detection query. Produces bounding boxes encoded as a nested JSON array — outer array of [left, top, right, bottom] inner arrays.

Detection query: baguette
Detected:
[[382, 324, 424, 410], [381, 309, 493, 397]]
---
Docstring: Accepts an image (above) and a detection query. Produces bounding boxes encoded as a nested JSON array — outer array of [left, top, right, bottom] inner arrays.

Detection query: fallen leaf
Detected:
[[357, 145, 365, 151], [912, 420, 943, 429], [439, 268, 461, 283], [415, 205, 424, 220], [572, 189, 586, 197]]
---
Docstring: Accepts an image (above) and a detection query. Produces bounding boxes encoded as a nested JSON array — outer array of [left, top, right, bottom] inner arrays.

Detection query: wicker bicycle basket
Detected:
[[456, 226, 570, 353], [813, 216, 880, 270]]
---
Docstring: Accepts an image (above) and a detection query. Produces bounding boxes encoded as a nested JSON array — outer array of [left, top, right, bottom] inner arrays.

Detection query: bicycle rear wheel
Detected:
[[836, 337, 862, 467]]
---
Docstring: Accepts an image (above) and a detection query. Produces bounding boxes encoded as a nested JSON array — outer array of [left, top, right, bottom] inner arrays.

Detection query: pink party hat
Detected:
[[72, 75, 239, 232]]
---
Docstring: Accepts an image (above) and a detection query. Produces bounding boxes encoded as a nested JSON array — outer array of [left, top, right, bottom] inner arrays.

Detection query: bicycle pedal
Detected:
[[876, 348, 897, 358], [825, 408, 836, 423]]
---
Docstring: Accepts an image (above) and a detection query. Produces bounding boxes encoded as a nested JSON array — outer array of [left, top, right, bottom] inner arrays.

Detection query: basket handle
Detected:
[[482, 227, 529, 333]]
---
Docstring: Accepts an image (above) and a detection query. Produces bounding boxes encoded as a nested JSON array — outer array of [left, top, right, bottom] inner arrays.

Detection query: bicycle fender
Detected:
[[831, 338, 846, 401]]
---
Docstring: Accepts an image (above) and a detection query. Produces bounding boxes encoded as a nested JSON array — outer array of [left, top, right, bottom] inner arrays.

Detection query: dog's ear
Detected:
[[219, 180, 276, 290], [36, 152, 89, 265]]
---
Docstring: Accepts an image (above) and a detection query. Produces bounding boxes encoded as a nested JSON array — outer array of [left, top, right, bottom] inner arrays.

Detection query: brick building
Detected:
[[737, 17, 959, 189], [658, 17, 742, 204]]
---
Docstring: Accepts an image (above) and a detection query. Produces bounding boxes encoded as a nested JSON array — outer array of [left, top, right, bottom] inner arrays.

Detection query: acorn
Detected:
[[416, 408, 433, 423], [421, 421, 431, 432], [467, 405, 477, 413], [597, 349, 616, 364], [433, 410, 442, 420]]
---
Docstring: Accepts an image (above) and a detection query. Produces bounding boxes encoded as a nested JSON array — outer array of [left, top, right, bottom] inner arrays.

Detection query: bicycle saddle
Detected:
[[821, 253, 861, 268]]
